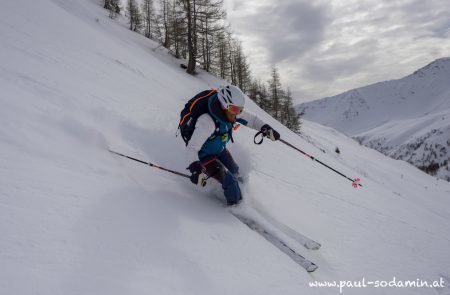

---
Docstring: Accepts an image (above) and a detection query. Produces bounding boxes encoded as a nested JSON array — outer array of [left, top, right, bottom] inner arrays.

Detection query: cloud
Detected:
[[226, 0, 450, 103], [229, 0, 330, 64]]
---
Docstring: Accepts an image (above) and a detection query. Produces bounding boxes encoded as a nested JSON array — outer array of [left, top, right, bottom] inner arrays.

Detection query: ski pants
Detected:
[[200, 149, 241, 205]]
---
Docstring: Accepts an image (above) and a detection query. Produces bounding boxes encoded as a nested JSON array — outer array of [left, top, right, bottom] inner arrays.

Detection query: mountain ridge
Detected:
[[298, 58, 450, 181]]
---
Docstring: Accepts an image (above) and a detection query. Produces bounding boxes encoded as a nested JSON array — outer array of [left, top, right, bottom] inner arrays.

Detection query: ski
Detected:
[[254, 208, 321, 250], [237, 177, 320, 250], [230, 211, 318, 272]]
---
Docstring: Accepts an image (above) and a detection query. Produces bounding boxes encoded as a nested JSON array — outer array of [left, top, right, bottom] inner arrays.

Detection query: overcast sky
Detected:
[[223, 0, 450, 103]]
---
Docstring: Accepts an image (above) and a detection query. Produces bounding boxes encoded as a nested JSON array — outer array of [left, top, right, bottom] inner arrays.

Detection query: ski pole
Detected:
[[254, 133, 362, 187], [108, 149, 216, 186], [109, 149, 190, 178]]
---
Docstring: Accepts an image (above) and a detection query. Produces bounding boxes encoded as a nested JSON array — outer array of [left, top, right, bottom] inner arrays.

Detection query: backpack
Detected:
[[177, 89, 218, 146]]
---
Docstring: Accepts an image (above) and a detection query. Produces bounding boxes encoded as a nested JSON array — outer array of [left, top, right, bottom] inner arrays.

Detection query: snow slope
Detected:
[[297, 59, 450, 181], [1, 0, 450, 294]]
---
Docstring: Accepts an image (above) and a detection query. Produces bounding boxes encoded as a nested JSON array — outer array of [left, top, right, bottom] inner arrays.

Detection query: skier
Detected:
[[183, 85, 280, 205]]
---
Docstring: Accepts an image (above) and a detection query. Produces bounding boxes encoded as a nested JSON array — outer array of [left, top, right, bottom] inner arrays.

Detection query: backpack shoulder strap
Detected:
[[206, 96, 236, 143]]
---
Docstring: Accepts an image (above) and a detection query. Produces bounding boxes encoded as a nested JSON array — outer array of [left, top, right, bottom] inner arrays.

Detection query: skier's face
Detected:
[[223, 104, 242, 123], [225, 109, 237, 122]]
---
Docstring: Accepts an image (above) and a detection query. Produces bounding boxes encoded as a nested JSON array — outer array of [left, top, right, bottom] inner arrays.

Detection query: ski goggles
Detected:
[[226, 104, 243, 115]]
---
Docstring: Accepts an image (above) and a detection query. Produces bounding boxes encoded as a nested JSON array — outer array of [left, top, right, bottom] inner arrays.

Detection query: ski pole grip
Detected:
[[254, 131, 264, 145]]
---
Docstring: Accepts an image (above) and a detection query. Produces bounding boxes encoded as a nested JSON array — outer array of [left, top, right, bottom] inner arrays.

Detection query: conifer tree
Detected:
[[142, 0, 155, 38], [268, 66, 282, 120], [127, 0, 142, 32], [171, 1, 188, 59], [157, 0, 173, 48], [281, 88, 301, 133], [214, 28, 230, 79], [104, 0, 121, 18], [197, 0, 226, 72], [180, 0, 198, 74]]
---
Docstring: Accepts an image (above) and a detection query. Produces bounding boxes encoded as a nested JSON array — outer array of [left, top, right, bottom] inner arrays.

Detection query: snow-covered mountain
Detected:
[[298, 58, 450, 181], [1, 0, 450, 294]]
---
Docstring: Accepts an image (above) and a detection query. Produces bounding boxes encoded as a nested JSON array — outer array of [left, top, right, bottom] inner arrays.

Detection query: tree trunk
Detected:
[[186, 0, 196, 74]]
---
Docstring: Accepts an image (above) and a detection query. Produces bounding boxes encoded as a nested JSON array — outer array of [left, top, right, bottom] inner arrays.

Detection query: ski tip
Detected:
[[307, 264, 318, 272], [305, 242, 322, 250]]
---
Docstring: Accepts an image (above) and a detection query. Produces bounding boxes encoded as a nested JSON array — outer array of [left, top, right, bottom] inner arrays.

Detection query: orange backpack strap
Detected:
[[179, 89, 216, 127]]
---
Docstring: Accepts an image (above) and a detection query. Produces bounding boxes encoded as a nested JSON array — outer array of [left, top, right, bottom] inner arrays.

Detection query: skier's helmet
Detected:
[[217, 85, 246, 115]]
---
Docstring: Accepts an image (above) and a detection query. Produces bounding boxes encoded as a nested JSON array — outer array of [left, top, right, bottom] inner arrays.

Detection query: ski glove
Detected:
[[260, 124, 280, 141], [187, 161, 207, 186]]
